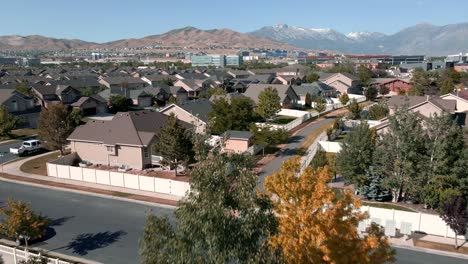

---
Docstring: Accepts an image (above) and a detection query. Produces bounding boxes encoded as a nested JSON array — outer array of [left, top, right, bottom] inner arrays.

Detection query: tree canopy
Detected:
[[255, 87, 281, 120], [38, 104, 82, 155], [140, 152, 279, 264], [209, 96, 255, 134], [153, 113, 193, 171], [0, 106, 19, 137], [265, 158, 395, 264]]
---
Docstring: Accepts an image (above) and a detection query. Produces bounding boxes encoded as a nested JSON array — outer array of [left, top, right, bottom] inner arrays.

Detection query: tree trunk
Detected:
[[59, 147, 64, 156], [455, 232, 458, 249]]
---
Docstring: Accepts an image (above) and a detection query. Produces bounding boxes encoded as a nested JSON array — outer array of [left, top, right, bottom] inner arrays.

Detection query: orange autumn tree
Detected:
[[264, 157, 395, 264]]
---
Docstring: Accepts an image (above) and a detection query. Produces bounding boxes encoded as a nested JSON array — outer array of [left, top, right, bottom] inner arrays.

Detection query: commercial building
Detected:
[[225, 55, 242, 67], [191, 55, 225, 67]]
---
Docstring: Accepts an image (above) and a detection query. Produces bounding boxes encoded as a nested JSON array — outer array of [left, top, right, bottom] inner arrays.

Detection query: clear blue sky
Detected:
[[2, 0, 467, 43]]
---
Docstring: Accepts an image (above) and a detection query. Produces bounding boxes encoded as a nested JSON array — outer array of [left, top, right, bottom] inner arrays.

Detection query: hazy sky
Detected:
[[2, 0, 467, 42]]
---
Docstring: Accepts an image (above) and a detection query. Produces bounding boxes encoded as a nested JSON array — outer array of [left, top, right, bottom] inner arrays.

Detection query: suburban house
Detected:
[[0, 89, 40, 128], [376, 95, 457, 134], [31, 84, 82, 107], [387, 96, 456, 117], [141, 74, 178, 86], [98, 87, 153, 108], [159, 99, 212, 134], [292, 82, 336, 105], [272, 75, 304, 85], [440, 90, 468, 112], [321, 73, 361, 95], [222, 130, 254, 153], [68, 110, 176, 170], [99, 77, 148, 89], [173, 79, 207, 98], [244, 84, 299, 107], [70, 95, 108, 116], [370, 78, 412, 94]]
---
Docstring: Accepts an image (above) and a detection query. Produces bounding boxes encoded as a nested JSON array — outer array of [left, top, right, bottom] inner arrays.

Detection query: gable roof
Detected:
[[160, 99, 213, 123], [0, 89, 32, 104], [244, 84, 298, 104], [222, 130, 253, 140], [68, 110, 170, 146], [70, 94, 107, 107], [292, 82, 335, 96], [388, 95, 456, 113]]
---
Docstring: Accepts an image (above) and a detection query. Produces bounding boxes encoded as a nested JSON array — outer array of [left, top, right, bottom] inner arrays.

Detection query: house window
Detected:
[[106, 146, 115, 152], [11, 100, 18, 111], [144, 147, 149, 158]]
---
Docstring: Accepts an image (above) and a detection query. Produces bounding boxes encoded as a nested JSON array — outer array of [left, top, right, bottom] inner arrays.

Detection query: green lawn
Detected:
[[20, 152, 60, 176], [332, 188, 416, 212], [0, 128, 38, 142], [269, 115, 297, 125], [361, 201, 416, 212]]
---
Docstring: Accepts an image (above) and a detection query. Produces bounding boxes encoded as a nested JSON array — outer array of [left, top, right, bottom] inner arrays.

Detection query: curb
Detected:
[[392, 243, 468, 260], [0, 176, 177, 209]]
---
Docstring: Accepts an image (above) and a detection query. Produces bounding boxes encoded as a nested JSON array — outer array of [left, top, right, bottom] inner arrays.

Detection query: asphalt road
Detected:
[[394, 247, 468, 264], [0, 181, 174, 264], [257, 118, 335, 188], [0, 141, 22, 164]]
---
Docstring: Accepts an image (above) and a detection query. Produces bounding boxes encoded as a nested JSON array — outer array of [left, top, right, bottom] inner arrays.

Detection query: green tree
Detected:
[[439, 77, 455, 95], [255, 87, 281, 120], [250, 124, 289, 155], [168, 96, 178, 105], [0, 199, 50, 244], [373, 109, 426, 202], [305, 72, 320, 83], [38, 104, 82, 155], [140, 153, 278, 264], [209, 96, 255, 134], [162, 78, 174, 86], [409, 68, 431, 96], [357, 65, 373, 87], [313, 97, 326, 117], [346, 98, 362, 120], [304, 93, 312, 108], [364, 86, 378, 101], [153, 114, 193, 173], [336, 122, 375, 187], [379, 85, 390, 96], [361, 167, 392, 201], [108, 94, 130, 113], [439, 195, 468, 249], [423, 175, 461, 209], [19, 255, 48, 264], [0, 106, 19, 137], [15, 82, 33, 97], [367, 102, 389, 120], [339, 92, 350, 106], [310, 149, 328, 169], [81, 87, 94, 97]]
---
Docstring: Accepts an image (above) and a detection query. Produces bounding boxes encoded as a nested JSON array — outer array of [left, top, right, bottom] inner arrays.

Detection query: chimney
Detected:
[[426, 95, 430, 101]]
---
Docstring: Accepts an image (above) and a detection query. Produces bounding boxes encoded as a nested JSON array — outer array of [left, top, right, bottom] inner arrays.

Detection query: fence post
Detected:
[[392, 209, 395, 221], [56, 258, 59, 264], [418, 212, 422, 231], [13, 247, 17, 264]]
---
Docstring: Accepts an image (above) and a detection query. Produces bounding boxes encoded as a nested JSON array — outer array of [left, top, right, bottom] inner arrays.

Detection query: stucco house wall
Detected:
[[70, 141, 148, 169], [224, 139, 250, 153]]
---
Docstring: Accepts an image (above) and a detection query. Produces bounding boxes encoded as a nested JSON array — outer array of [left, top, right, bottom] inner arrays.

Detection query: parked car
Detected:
[[10, 140, 43, 156]]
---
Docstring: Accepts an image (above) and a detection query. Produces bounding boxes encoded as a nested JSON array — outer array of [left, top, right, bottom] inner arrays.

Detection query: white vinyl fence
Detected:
[[0, 244, 71, 264], [319, 141, 342, 153], [46, 163, 190, 197], [300, 132, 328, 172], [360, 206, 466, 239]]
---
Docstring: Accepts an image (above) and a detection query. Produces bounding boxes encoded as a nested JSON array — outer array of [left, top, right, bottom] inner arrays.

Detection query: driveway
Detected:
[[257, 118, 334, 188], [0, 181, 174, 264], [0, 141, 22, 164]]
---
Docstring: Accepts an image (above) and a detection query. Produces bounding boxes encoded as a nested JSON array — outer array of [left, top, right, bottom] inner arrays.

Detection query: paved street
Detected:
[[0, 181, 174, 264], [0, 141, 22, 164], [394, 247, 468, 264], [257, 118, 335, 188]]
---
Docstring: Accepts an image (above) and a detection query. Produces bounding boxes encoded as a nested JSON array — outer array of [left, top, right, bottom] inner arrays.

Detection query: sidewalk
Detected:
[[0, 152, 179, 207], [390, 234, 468, 260]]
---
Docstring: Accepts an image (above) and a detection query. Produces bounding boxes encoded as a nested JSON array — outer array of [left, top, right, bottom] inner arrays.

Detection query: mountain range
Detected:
[[0, 27, 298, 52], [250, 23, 468, 55], [1, 23, 467, 55]]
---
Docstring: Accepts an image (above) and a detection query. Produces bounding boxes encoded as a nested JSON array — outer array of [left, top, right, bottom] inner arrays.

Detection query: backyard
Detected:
[[269, 115, 297, 125]]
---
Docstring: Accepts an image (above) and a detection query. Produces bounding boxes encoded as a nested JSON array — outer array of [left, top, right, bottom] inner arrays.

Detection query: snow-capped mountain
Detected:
[[250, 23, 468, 55], [346, 31, 386, 42]]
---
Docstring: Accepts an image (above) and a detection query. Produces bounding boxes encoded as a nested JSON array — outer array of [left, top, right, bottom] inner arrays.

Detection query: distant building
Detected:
[[225, 55, 242, 67], [91, 53, 103, 60], [191, 55, 225, 67], [383, 55, 425, 65], [0, 57, 18, 66]]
